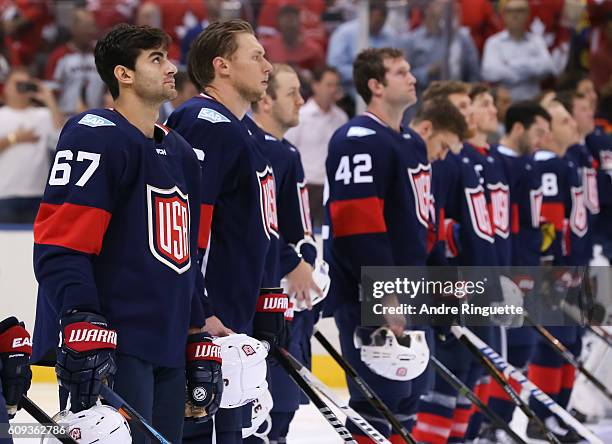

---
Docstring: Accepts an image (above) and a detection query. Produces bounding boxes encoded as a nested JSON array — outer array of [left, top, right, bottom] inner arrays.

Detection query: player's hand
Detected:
[[381, 294, 407, 337], [285, 260, 322, 310], [185, 333, 223, 422], [0, 317, 32, 418], [253, 289, 289, 350], [56, 312, 117, 412], [203, 316, 234, 337]]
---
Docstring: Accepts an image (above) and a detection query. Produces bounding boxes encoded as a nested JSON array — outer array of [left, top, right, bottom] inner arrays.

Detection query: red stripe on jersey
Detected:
[[561, 364, 575, 389], [34, 203, 111, 254], [198, 204, 214, 249], [511, 203, 519, 234], [528, 364, 562, 394], [330, 197, 386, 237], [540, 202, 565, 231]]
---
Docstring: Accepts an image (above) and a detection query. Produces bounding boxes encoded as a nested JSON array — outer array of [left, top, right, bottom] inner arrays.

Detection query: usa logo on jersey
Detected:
[[465, 185, 494, 242], [408, 164, 432, 228], [147, 185, 191, 274], [257, 166, 279, 239], [488, 182, 510, 238], [570, 186, 588, 237]]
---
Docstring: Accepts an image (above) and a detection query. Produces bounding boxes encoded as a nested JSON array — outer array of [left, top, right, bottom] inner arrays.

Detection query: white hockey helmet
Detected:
[[495, 275, 525, 327], [213, 334, 268, 408], [41, 405, 131, 443], [242, 388, 273, 438], [354, 327, 429, 381], [281, 259, 330, 312]]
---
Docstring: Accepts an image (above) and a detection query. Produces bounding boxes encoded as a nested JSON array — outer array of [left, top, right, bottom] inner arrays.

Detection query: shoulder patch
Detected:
[[78, 113, 116, 128], [496, 145, 518, 157], [346, 126, 376, 138], [264, 134, 277, 141], [402, 132, 412, 139], [197, 108, 231, 124]]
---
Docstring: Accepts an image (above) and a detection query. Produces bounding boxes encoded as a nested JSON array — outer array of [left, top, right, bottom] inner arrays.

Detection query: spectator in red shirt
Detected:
[[591, 12, 612, 100], [148, 0, 206, 44], [86, 0, 139, 32], [258, 0, 327, 48], [0, 0, 52, 66], [261, 5, 325, 74], [460, 0, 502, 53]]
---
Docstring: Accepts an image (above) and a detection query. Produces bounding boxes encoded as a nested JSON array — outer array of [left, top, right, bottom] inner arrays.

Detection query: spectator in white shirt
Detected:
[[0, 68, 63, 223], [481, 0, 554, 101], [285, 66, 348, 227]]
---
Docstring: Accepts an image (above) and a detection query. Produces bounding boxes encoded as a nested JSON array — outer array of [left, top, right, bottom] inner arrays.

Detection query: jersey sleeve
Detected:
[[33, 121, 131, 315], [326, 135, 395, 274]]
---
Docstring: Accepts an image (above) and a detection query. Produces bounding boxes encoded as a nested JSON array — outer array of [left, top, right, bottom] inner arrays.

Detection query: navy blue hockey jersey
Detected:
[[166, 95, 278, 332], [533, 150, 588, 265], [492, 145, 542, 266], [323, 113, 431, 309], [32, 109, 205, 368], [463, 143, 512, 266], [586, 127, 612, 240]]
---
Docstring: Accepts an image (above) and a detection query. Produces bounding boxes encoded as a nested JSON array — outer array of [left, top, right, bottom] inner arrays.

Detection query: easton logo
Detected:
[[12, 337, 32, 348], [465, 186, 494, 242], [257, 167, 279, 240], [147, 185, 191, 274], [408, 164, 432, 227], [488, 182, 510, 238]]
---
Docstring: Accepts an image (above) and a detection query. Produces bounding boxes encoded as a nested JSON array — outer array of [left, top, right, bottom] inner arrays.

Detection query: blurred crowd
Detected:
[[0, 0, 611, 224]]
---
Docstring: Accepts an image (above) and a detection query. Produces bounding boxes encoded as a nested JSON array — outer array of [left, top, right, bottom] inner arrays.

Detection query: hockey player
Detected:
[[324, 48, 468, 442], [31, 25, 222, 444], [249, 63, 321, 444], [526, 100, 585, 443], [166, 20, 286, 444], [477, 102, 551, 442], [0, 317, 32, 444]]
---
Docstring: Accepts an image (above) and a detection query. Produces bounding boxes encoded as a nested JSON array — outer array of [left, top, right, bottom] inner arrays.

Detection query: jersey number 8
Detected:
[[49, 150, 101, 187]]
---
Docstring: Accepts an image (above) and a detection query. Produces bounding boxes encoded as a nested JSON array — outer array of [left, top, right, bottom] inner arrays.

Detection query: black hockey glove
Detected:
[[185, 332, 223, 422], [0, 317, 32, 419], [252, 288, 289, 350], [56, 312, 117, 412]]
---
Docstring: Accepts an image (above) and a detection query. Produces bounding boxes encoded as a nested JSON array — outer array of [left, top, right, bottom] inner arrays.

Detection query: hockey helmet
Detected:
[[242, 388, 273, 438], [41, 404, 131, 443], [213, 334, 268, 408], [354, 327, 429, 381]]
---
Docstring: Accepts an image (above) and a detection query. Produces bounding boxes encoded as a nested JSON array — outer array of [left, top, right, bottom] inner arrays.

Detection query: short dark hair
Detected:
[[554, 90, 586, 116], [312, 65, 339, 83], [504, 100, 551, 133], [414, 98, 469, 140], [353, 47, 404, 104], [251, 63, 296, 112], [187, 19, 254, 91], [468, 83, 492, 101], [421, 81, 470, 102], [94, 24, 170, 99]]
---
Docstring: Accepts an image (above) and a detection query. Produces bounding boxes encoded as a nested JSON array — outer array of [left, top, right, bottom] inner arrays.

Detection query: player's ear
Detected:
[[114, 65, 134, 86], [212, 56, 230, 77], [367, 78, 383, 98], [260, 93, 273, 111]]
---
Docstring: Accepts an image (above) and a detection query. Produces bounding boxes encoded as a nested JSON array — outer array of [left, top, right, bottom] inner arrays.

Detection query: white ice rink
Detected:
[[11, 382, 612, 443]]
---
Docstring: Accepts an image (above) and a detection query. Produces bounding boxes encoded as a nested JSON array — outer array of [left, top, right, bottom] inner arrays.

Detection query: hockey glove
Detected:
[[253, 288, 289, 350], [185, 332, 223, 421], [56, 312, 117, 412], [0, 317, 32, 418]]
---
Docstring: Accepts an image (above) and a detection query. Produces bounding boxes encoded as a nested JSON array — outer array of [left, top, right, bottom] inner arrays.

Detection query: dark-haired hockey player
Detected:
[[477, 101, 550, 442], [0, 317, 32, 444], [324, 48, 469, 442], [166, 20, 287, 444], [248, 63, 321, 444], [527, 100, 586, 443], [31, 24, 222, 444]]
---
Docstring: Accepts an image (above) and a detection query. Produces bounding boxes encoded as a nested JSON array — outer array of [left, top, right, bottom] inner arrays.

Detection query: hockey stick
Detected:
[[454, 329, 560, 444], [429, 356, 527, 444], [19, 396, 79, 444], [273, 348, 356, 443], [276, 347, 389, 443], [313, 329, 416, 444], [525, 315, 612, 402], [451, 326, 604, 444], [99, 385, 172, 444]]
